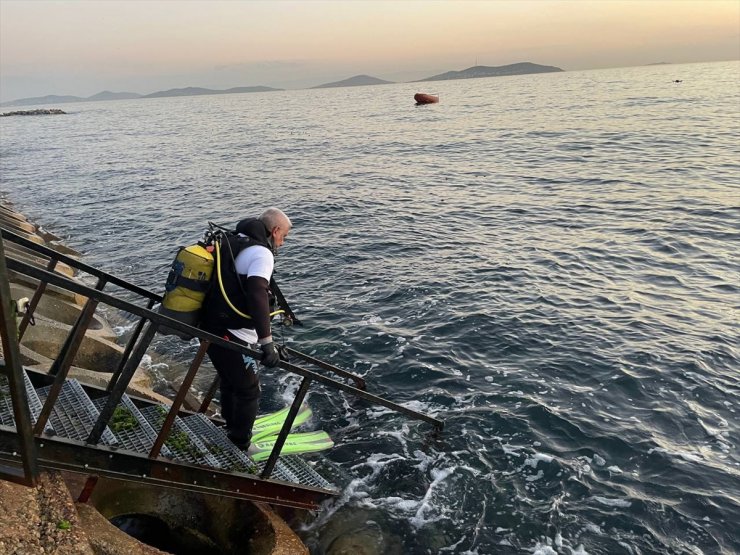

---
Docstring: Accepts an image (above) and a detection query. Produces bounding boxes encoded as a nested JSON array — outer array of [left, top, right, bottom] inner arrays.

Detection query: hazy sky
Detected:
[[1, 0, 738, 101]]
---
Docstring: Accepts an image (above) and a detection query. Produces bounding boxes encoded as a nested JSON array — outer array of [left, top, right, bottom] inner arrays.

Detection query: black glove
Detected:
[[260, 341, 281, 368]]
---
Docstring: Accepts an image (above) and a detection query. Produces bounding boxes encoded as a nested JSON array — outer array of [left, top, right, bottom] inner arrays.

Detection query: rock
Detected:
[[0, 471, 96, 555], [1, 109, 66, 117]]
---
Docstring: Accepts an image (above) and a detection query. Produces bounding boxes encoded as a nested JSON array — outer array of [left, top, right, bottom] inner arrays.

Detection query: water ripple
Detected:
[[2, 61, 739, 554]]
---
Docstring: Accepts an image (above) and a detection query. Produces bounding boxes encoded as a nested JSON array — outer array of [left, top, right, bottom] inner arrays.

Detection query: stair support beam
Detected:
[[108, 298, 157, 392], [86, 321, 159, 445], [0, 432, 332, 510], [35, 276, 106, 435], [149, 339, 210, 459], [260, 376, 312, 480], [198, 374, 220, 414], [0, 235, 39, 486], [17, 258, 58, 340]]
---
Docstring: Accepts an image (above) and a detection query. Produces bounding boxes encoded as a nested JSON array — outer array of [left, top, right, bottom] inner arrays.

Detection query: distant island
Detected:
[[0, 85, 281, 108], [142, 85, 280, 99], [418, 62, 563, 82], [1, 61, 566, 107], [312, 74, 393, 89]]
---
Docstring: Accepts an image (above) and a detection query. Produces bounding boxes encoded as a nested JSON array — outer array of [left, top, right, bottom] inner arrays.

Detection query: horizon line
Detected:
[[2, 58, 737, 106]]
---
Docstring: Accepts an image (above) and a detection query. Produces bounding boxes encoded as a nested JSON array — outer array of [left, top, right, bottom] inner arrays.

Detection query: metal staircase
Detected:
[[1, 371, 332, 490], [0, 227, 443, 510]]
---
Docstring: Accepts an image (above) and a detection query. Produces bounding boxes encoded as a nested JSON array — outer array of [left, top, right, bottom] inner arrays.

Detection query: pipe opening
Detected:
[[110, 513, 221, 555]]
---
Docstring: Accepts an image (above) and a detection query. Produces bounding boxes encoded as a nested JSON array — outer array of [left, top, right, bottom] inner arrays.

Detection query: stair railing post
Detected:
[[49, 276, 107, 377], [149, 340, 210, 458], [17, 258, 58, 340], [197, 374, 220, 414], [0, 235, 39, 486], [86, 320, 159, 445], [34, 276, 107, 435], [260, 376, 312, 480], [107, 298, 157, 392]]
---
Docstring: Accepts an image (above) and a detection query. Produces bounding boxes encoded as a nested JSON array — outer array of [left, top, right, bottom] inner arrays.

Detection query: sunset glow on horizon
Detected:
[[1, 0, 738, 101]]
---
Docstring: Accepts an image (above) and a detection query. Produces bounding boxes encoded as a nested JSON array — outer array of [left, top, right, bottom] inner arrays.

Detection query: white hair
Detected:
[[260, 207, 292, 230]]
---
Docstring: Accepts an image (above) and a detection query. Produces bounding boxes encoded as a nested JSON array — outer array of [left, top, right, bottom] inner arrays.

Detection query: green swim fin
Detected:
[[251, 404, 312, 443], [248, 430, 334, 462]]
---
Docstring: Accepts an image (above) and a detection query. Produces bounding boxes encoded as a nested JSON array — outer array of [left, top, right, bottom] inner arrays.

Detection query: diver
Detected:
[[200, 207, 292, 449]]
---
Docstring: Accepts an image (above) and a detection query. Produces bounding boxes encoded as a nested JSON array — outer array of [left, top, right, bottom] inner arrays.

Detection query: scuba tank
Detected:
[[159, 221, 302, 340], [159, 241, 215, 339]]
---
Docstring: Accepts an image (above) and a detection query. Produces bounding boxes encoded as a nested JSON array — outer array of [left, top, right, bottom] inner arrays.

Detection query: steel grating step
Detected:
[[181, 413, 257, 474], [0, 370, 54, 434], [37, 380, 117, 446], [1, 373, 334, 492], [92, 395, 173, 458], [181, 413, 334, 490], [266, 454, 334, 491], [139, 405, 220, 467]]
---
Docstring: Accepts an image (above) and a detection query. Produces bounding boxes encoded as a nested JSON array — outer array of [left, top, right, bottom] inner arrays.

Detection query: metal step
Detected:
[[180, 413, 334, 490], [0, 370, 54, 434], [139, 405, 220, 467], [180, 413, 256, 473], [37, 380, 117, 446], [92, 395, 172, 458], [2, 374, 335, 492], [273, 454, 334, 491]]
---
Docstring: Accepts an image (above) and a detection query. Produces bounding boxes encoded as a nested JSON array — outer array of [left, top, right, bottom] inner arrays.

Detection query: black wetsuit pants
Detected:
[[206, 332, 260, 447]]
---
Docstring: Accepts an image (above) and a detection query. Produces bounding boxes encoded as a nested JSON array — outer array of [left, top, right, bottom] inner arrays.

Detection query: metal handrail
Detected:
[[0, 228, 160, 302], [8, 256, 443, 427], [1, 228, 443, 485], [3, 227, 369, 390]]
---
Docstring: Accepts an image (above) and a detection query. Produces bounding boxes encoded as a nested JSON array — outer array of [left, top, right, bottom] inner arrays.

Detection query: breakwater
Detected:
[[1, 109, 66, 117]]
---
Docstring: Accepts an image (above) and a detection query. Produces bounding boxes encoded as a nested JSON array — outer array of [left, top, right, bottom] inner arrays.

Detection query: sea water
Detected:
[[1, 60, 739, 554]]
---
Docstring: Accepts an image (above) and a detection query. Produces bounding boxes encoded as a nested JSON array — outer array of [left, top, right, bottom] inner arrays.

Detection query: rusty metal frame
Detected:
[[0, 429, 331, 510], [0, 234, 39, 486], [1, 227, 444, 502], [5, 255, 444, 431]]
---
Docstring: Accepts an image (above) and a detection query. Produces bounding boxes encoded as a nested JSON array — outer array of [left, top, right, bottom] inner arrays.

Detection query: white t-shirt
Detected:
[[227, 243, 274, 344]]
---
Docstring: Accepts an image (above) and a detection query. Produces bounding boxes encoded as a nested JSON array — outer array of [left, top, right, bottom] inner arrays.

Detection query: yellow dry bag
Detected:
[[159, 243, 214, 339]]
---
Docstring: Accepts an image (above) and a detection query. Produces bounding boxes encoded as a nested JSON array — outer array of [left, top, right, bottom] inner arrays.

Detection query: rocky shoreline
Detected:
[[0, 199, 308, 554]]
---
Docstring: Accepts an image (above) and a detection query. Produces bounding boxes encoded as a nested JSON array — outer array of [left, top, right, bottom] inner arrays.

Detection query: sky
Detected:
[[0, 0, 738, 102]]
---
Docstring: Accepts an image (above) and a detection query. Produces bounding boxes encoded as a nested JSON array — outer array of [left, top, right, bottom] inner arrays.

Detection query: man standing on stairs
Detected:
[[200, 207, 291, 449]]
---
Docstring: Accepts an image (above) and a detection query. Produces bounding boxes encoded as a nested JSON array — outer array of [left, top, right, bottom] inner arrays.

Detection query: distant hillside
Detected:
[[2, 85, 282, 107], [1, 94, 84, 107], [312, 75, 393, 89], [143, 86, 281, 99], [419, 62, 563, 82], [87, 90, 142, 101]]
